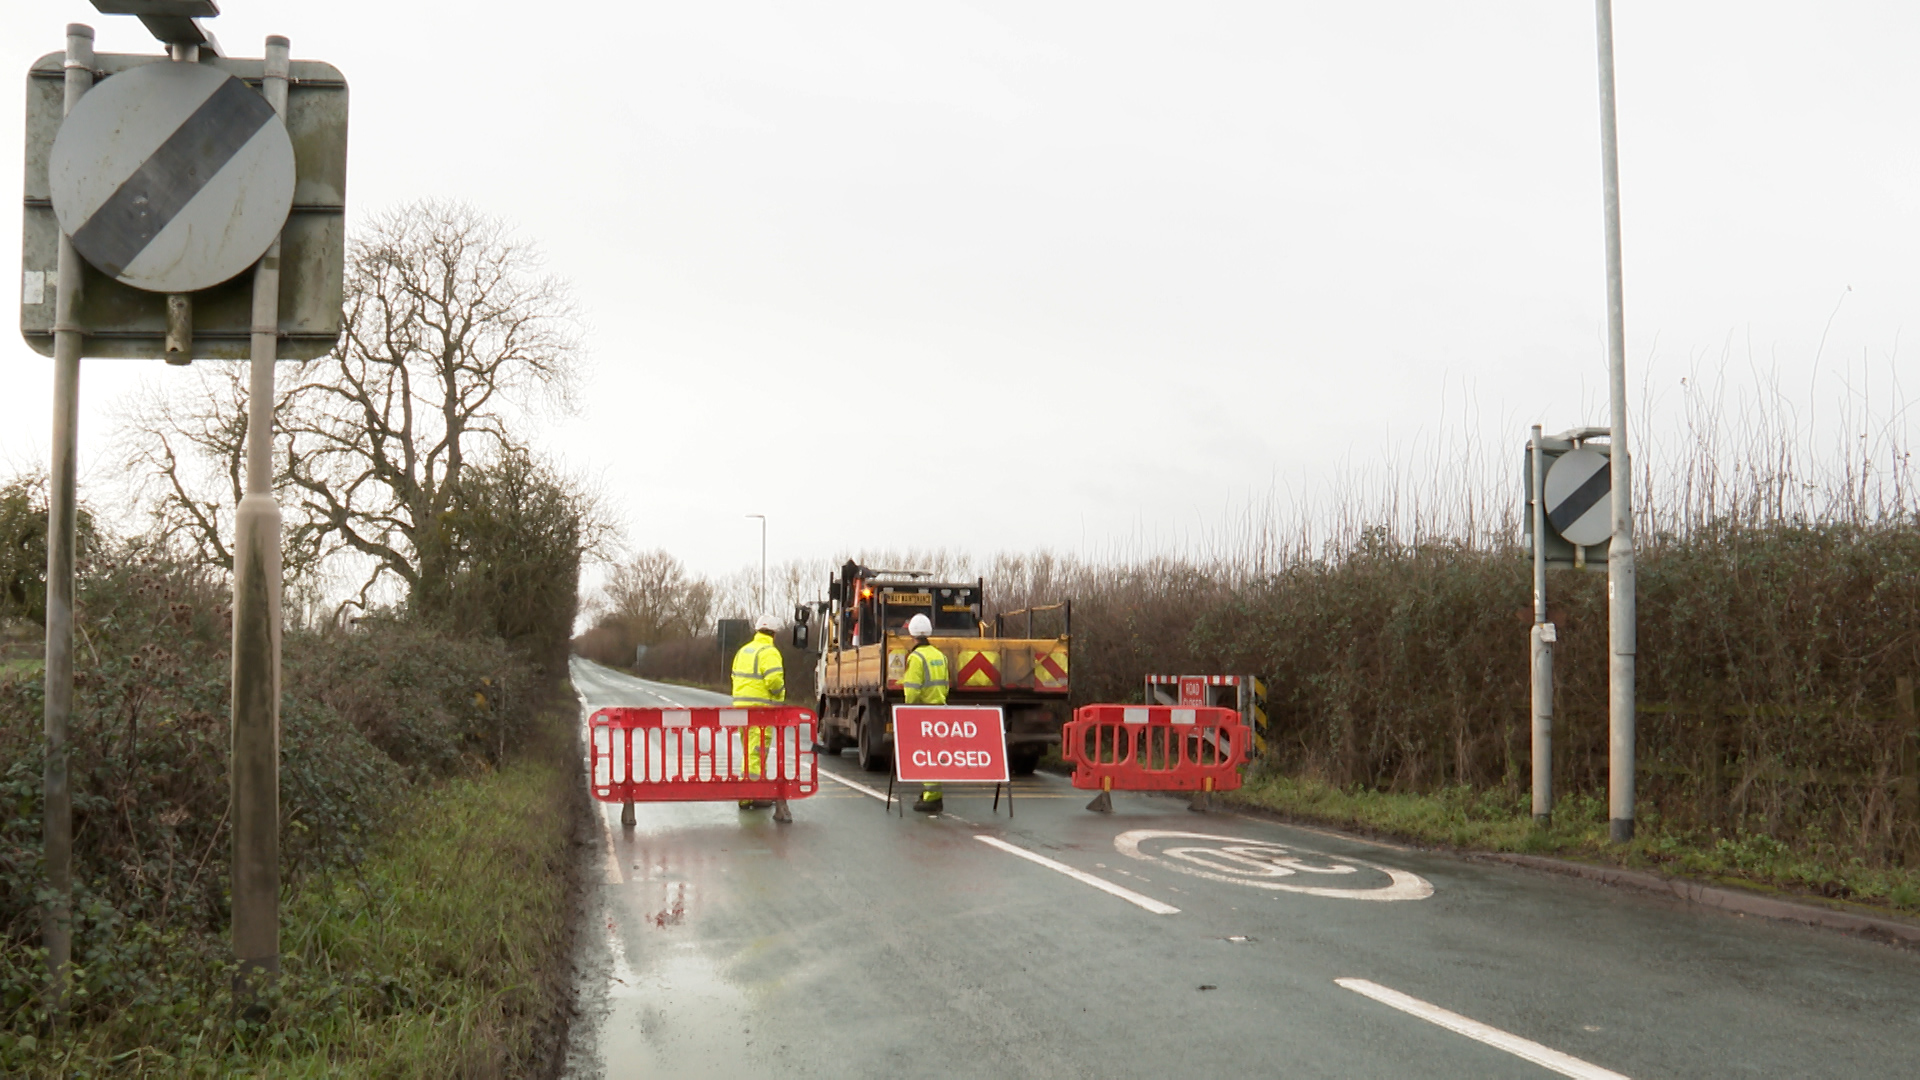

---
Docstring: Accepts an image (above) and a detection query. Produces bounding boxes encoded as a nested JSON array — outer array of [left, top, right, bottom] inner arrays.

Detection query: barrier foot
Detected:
[[1187, 791, 1212, 813], [620, 800, 636, 828], [773, 799, 793, 824], [1085, 791, 1113, 813]]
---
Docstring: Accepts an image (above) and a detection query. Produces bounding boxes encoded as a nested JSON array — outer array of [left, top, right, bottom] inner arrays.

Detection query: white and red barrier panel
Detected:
[[588, 706, 818, 803], [1062, 704, 1247, 794]]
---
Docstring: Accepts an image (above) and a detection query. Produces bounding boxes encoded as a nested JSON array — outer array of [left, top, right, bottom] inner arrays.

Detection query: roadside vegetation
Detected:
[[1229, 775, 1920, 913], [3, 200, 599, 1074]]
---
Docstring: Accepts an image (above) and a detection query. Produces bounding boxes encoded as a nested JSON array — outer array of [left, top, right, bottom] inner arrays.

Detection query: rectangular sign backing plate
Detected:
[[21, 51, 348, 360]]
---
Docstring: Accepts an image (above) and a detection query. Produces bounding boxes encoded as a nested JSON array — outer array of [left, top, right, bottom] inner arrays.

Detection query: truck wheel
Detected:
[[1008, 748, 1041, 776], [857, 716, 891, 773], [812, 699, 837, 755]]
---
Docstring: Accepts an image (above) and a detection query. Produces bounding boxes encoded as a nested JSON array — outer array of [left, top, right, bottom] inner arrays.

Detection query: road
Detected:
[[562, 658, 1920, 1079]]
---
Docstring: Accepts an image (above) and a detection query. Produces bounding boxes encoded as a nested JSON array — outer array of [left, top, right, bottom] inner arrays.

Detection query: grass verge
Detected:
[[6, 709, 585, 1078], [1228, 773, 1920, 916]]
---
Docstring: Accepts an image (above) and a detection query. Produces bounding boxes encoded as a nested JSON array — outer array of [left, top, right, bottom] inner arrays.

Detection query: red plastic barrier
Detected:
[[1062, 704, 1247, 794], [588, 706, 818, 803]]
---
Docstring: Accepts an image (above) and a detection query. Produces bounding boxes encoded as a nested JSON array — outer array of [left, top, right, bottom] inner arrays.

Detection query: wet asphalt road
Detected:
[[562, 658, 1920, 1079]]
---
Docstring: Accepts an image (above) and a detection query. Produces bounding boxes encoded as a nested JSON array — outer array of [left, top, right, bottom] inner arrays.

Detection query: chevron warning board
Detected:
[[48, 60, 295, 294]]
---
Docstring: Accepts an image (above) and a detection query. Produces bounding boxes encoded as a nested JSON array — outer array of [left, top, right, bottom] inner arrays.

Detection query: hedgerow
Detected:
[[0, 547, 552, 1068]]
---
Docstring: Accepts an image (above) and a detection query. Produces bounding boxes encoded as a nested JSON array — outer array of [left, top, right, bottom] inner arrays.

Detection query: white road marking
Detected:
[[818, 769, 895, 802], [1117, 830, 1433, 901], [974, 835, 1181, 915], [1336, 979, 1630, 1080]]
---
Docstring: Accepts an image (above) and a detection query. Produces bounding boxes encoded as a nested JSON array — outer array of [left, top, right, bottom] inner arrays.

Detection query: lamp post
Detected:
[[746, 514, 766, 615], [1594, 0, 1637, 844]]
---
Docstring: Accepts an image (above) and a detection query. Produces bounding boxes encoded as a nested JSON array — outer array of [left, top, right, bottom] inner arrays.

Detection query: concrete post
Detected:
[[1529, 426, 1553, 824], [1595, 0, 1638, 845], [42, 20, 94, 1023], [231, 34, 290, 997]]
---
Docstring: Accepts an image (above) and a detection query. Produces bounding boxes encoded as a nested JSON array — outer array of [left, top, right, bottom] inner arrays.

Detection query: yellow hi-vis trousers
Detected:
[[920, 783, 942, 802], [743, 724, 769, 778]]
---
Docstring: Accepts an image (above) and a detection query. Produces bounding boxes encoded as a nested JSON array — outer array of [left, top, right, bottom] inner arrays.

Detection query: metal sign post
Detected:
[[1595, 0, 1638, 845], [1528, 427, 1553, 825], [40, 20, 95, 1023], [228, 32, 290, 998]]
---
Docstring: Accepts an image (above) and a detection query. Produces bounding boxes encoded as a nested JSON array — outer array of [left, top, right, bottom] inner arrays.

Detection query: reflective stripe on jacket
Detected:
[[902, 643, 949, 706], [731, 632, 786, 707]]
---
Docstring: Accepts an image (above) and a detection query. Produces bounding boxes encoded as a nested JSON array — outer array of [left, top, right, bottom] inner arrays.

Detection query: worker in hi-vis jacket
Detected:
[[731, 613, 785, 812], [900, 613, 951, 813]]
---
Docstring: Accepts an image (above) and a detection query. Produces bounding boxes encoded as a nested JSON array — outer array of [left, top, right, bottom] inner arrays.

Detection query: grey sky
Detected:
[[5, 2, 1916, 584]]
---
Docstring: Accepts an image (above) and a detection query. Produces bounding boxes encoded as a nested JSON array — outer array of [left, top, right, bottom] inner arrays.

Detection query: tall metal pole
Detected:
[[1529, 426, 1553, 824], [748, 514, 766, 613], [43, 20, 94, 1022], [231, 33, 290, 995], [1595, 0, 1637, 843]]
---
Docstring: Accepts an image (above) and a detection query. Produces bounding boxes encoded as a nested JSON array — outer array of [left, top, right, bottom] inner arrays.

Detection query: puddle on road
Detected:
[[570, 801, 772, 1079], [582, 916, 755, 1078]]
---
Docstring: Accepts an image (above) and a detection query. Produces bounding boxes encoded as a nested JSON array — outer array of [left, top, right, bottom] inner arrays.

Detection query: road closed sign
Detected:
[[893, 706, 1008, 783], [1178, 676, 1207, 706]]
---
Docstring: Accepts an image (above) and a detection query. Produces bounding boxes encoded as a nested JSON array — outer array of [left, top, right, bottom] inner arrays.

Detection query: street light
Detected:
[[746, 514, 766, 615], [1594, 0, 1637, 844]]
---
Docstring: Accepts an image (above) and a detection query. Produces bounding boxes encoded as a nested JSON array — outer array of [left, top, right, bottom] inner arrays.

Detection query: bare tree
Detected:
[[286, 200, 581, 611], [119, 366, 324, 581], [592, 550, 716, 646], [119, 199, 584, 613]]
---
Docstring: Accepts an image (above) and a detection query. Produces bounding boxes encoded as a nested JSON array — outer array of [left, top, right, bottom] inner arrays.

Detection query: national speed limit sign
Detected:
[[48, 60, 296, 293]]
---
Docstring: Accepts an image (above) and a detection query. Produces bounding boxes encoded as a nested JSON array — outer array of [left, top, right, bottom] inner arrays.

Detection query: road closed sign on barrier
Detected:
[[893, 706, 1008, 783]]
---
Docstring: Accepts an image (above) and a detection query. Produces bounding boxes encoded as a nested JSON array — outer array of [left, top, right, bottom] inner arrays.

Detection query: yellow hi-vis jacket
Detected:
[[731, 632, 786, 707], [901, 643, 949, 705]]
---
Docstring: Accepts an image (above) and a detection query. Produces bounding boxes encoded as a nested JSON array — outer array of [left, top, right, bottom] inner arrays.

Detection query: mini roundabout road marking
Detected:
[[1113, 830, 1433, 901]]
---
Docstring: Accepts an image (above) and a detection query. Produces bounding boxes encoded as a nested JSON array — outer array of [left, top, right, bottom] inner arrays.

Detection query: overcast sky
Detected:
[[5, 2, 1916, 587]]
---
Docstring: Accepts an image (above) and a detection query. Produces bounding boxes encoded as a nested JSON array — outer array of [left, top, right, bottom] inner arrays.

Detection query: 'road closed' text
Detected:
[[911, 749, 996, 768]]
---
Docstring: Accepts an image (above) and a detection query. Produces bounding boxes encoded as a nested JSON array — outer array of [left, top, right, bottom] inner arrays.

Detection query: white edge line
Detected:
[[819, 769, 893, 802], [975, 835, 1180, 915], [1335, 979, 1630, 1080]]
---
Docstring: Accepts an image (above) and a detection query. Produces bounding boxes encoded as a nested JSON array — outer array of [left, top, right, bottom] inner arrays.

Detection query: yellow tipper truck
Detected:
[[814, 561, 1071, 774]]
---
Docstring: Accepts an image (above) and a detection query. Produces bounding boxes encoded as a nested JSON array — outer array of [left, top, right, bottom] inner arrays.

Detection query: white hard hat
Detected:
[[907, 613, 933, 636], [755, 613, 780, 632]]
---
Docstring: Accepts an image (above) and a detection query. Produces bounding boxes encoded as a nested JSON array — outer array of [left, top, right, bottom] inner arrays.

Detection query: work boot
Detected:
[[912, 797, 944, 814], [748, 799, 775, 809]]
